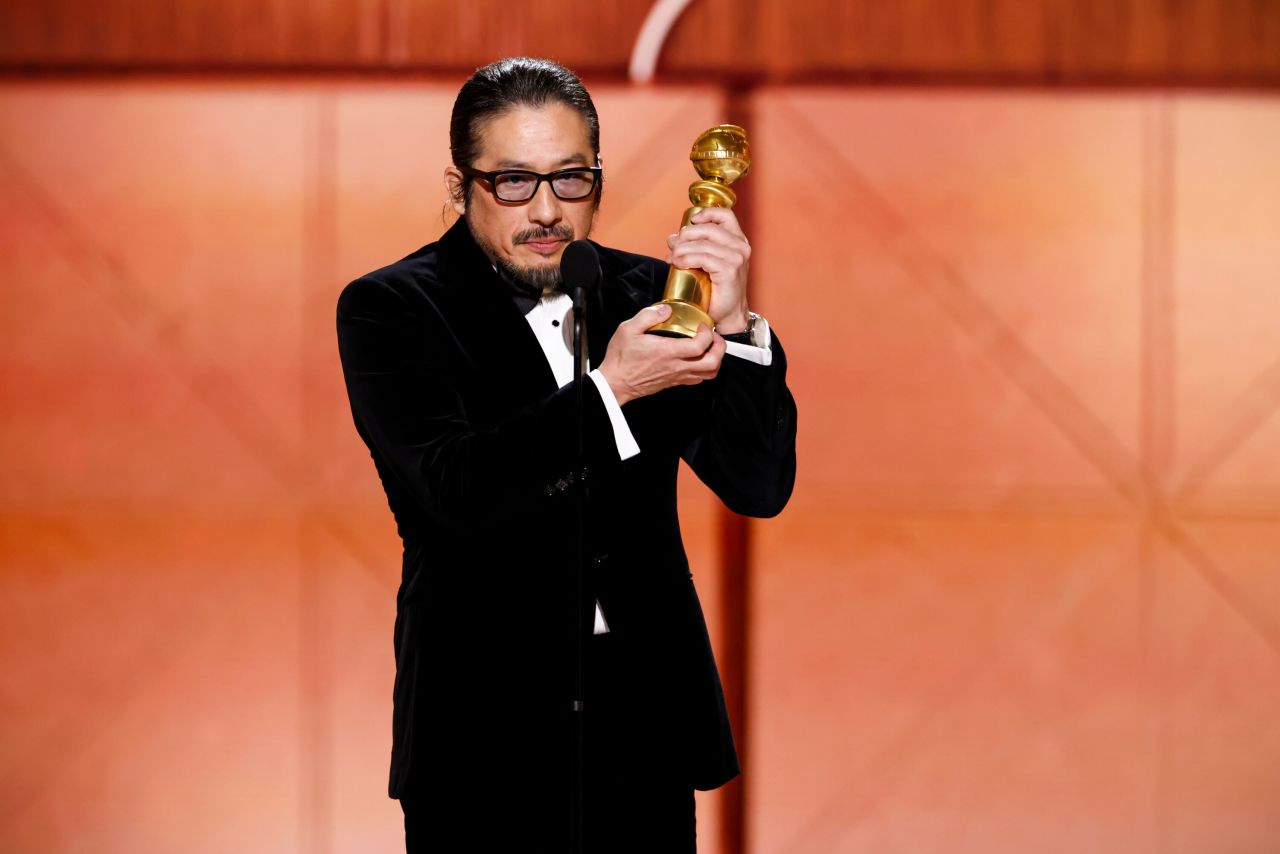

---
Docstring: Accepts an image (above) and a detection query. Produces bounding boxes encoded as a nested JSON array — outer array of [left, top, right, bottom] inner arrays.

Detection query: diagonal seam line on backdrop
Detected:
[[0, 146, 394, 593], [773, 515, 1280, 852], [768, 101, 1280, 635], [776, 525, 1132, 854], [1172, 352, 1280, 503], [0, 148, 298, 482], [0, 144, 395, 839], [0, 144, 397, 832], [763, 101, 1280, 849], [774, 101, 1280, 652], [0, 565, 272, 835], [774, 100, 1154, 511], [1153, 509, 1280, 656]]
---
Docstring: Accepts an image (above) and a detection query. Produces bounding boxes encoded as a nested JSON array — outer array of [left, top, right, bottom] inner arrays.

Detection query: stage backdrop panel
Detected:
[[749, 88, 1280, 854], [2, 79, 1278, 854], [0, 79, 728, 854]]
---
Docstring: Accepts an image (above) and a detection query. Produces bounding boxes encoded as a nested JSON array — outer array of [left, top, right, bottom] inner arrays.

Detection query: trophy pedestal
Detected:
[[647, 299, 714, 338]]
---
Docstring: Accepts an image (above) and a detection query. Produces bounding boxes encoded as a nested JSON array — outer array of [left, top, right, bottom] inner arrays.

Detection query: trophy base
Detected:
[[646, 300, 714, 338]]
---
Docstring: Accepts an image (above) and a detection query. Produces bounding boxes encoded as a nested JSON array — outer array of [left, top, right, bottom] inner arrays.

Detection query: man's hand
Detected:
[[665, 207, 751, 334], [598, 304, 726, 406]]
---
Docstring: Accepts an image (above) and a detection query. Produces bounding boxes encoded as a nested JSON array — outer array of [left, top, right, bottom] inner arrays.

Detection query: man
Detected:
[[337, 57, 796, 852]]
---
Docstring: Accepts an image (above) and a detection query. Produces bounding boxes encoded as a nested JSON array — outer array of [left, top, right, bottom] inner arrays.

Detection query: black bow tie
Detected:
[[496, 264, 546, 316]]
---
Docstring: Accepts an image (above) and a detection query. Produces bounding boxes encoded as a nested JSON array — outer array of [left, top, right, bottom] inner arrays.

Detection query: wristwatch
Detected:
[[719, 311, 768, 348]]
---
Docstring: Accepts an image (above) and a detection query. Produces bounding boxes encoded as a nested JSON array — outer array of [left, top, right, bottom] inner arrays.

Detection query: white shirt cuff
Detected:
[[587, 369, 641, 461], [723, 313, 773, 366]]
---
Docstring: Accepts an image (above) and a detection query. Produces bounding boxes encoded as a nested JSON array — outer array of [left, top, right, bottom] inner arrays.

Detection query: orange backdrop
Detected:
[[1, 79, 1278, 853]]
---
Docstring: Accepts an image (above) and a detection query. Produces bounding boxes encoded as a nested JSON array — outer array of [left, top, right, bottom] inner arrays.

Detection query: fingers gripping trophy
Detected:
[[647, 124, 751, 338]]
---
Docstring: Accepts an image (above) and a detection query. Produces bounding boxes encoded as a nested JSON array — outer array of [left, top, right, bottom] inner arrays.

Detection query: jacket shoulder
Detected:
[[337, 241, 444, 318]]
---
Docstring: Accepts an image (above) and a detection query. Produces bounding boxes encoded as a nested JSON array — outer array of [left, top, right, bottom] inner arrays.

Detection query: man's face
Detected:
[[446, 102, 598, 288]]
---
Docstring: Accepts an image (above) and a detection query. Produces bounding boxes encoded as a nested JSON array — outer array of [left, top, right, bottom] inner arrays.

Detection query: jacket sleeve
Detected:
[[682, 331, 798, 518], [337, 275, 620, 532]]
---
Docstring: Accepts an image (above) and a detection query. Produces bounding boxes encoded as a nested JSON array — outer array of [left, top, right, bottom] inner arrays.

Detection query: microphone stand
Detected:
[[560, 239, 599, 854], [569, 281, 587, 854]]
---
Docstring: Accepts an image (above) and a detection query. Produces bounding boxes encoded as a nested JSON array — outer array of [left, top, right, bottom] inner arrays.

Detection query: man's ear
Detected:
[[594, 154, 605, 207], [444, 166, 467, 216]]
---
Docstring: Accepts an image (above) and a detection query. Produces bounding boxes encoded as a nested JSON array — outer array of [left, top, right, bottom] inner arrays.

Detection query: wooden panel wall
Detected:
[[2, 0, 1279, 86]]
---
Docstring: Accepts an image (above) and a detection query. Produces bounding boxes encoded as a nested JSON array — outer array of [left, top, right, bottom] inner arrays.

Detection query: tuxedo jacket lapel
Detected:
[[435, 218, 559, 410], [589, 238, 661, 367]]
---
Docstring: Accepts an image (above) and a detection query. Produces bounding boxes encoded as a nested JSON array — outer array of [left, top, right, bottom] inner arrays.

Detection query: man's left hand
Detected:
[[665, 207, 751, 334]]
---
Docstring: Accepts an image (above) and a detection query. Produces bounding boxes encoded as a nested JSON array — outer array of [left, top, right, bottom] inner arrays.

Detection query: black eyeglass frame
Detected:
[[458, 164, 603, 203]]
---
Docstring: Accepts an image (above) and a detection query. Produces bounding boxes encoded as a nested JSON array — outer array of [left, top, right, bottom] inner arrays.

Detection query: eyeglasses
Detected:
[[459, 165, 602, 203]]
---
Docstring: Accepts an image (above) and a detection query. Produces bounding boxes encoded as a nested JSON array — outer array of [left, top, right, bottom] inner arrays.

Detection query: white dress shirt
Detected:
[[522, 291, 772, 633]]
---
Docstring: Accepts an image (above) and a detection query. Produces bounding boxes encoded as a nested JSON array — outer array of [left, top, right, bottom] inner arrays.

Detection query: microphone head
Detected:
[[559, 240, 601, 297]]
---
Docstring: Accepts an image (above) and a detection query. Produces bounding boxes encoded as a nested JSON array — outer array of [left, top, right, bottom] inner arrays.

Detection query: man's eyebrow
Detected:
[[495, 155, 591, 169]]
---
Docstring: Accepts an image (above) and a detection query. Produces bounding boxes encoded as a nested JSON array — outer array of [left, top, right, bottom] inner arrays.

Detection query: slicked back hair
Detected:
[[450, 57, 602, 205]]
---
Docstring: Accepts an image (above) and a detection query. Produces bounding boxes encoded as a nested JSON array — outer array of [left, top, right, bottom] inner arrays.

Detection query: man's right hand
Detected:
[[597, 304, 726, 406]]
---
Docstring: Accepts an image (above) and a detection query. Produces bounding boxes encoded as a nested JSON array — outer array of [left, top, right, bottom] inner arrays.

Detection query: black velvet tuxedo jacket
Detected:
[[337, 217, 797, 805]]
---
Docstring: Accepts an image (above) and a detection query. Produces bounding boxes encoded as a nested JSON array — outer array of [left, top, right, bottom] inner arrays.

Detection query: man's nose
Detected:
[[526, 179, 562, 226]]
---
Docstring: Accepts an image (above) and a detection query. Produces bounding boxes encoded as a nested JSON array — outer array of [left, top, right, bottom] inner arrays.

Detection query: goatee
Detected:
[[495, 255, 563, 291], [469, 221, 577, 292]]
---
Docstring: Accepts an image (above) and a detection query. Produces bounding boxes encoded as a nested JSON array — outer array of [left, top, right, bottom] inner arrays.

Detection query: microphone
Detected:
[[560, 240, 601, 310]]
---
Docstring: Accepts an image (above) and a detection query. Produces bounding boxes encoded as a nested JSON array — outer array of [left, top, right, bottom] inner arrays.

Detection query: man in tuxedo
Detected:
[[337, 57, 796, 852]]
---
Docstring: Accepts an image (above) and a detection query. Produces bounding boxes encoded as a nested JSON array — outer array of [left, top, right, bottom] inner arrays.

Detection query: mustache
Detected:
[[514, 225, 574, 245]]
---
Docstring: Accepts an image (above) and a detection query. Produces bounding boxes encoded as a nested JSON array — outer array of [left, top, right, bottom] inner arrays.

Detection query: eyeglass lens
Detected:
[[494, 170, 596, 202]]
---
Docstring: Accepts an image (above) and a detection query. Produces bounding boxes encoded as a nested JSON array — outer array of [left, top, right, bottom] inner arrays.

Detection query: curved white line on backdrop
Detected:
[[629, 0, 698, 84]]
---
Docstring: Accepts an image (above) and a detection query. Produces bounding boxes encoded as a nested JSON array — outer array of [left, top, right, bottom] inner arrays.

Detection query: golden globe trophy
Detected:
[[646, 124, 751, 337]]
